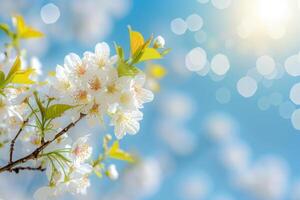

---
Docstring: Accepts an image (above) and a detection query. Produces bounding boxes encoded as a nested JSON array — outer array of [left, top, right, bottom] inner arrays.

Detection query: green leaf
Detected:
[[13, 15, 44, 39], [139, 48, 162, 62], [114, 43, 124, 61], [94, 170, 103, 178], [4, 57, 21, 85], [20, 28, 44, 39], [128, 26, 145, 56], [0, 71, 5, 85], [117, 60, 140, 77], [108, 141, 135, 162], [33, 91, 46, 118], [45, 104, 75, 120], [0, 23, 11, 36], [130, 37, 153, 64], [161, 48, 172, 56], [11, 68, 35, 84]]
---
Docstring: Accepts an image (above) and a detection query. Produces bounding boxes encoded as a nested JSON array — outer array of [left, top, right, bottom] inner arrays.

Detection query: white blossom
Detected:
[[153, 36, 165, 48], [107, 164, 119, 180], [110, 110, 143, 139]]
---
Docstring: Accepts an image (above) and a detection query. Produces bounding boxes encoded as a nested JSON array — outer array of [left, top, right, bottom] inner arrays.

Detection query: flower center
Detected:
[[89, 103, 100, 115], [75, 90, 88, 102], [97, 58, 106, 68], [116, 113, 129, 124], [76, 64, 87, 76], [107, 83, 117, 94], [120, 93, 131, 105], [89, 77, 101, 91], [0, 99, 6, 109], [73, 143, 90, 161]]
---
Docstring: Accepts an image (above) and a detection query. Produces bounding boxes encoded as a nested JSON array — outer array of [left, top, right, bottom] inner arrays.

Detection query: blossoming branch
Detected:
[[0, 15, 169, 199]]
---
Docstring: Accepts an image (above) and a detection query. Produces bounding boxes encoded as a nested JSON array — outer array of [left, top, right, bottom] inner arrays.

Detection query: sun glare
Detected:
[[236, 0, 292, 40], [258, 0, 290, 26]]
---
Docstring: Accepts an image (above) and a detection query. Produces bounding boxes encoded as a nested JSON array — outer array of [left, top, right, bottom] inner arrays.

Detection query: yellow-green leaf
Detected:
[[117, 60, 140, 77], [20, 28, 44, 39], [0, 23, 11, 36], [161, 48, 171, 56], [33, 91, 45, 117], [13, 15, 25, 34], [13, 15, 44, 39], [114, 43, 124, 60], [139, 48, 162, 62], [6, 57, 21, 83], [108, 141, 134, 162], [45, 104, 75, 120], [0, 71, 5, 90], [0, 71, 5, 84], [11, 68, 35, 84], [129, 26, 145, 55], [94, 169, 103, 178]]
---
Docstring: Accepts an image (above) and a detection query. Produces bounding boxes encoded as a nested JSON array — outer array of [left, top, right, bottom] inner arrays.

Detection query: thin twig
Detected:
[[0, 113, 86, 174], [10, 165, 45, 174], [9, 118, 29, 163]]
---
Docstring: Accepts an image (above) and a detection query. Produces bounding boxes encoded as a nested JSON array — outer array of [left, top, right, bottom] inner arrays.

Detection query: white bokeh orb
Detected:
[[210, 54, 230, 76], [186, 14, 204, 32], [291, 109, 300, 130], [40, 3, 60, 24], [171, 18, 187, 35], [185, 47, 207, 71], [237, 76, 258, 98], [256, 55, 276, 76], [211, 0, 232, 10], [284, 55, 300, 76], [290, 83, 300, 105]]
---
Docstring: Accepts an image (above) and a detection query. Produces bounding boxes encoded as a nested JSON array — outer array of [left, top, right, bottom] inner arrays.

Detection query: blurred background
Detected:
[[1, 0, 300, 199]]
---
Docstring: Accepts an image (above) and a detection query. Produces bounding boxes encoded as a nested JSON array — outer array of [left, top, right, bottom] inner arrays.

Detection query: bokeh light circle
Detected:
[[185, 47, 207, 71], [40, 3, 60, 24], [237, 76, 258, 98], [291, 109, 300, 130], [290, 83, 300, 105], [211, 0, 232, 10], [284, 55, 300, 76], [171, 18, 187, 35], [211, 54, 230, 76], [256, 55, 276, 76], [186, 14, 204, 32]]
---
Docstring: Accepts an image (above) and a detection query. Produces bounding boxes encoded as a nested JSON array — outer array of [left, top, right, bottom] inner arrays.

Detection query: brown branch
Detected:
[[0, 113, 86, 174], [9, 118, 29, 163], [10, 165, 45, 174]]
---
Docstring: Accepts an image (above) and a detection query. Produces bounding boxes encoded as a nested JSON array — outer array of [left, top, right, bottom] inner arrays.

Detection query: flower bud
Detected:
[[153, 36, 165, 48], [107, 164, 119, 180]]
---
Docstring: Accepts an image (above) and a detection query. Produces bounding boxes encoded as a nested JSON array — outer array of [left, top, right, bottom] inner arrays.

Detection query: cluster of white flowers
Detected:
[[0, 53, 35, 149], [0, 15, 168, 200], [49, 42, 154, 139], [33, 135, 93, 199]]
